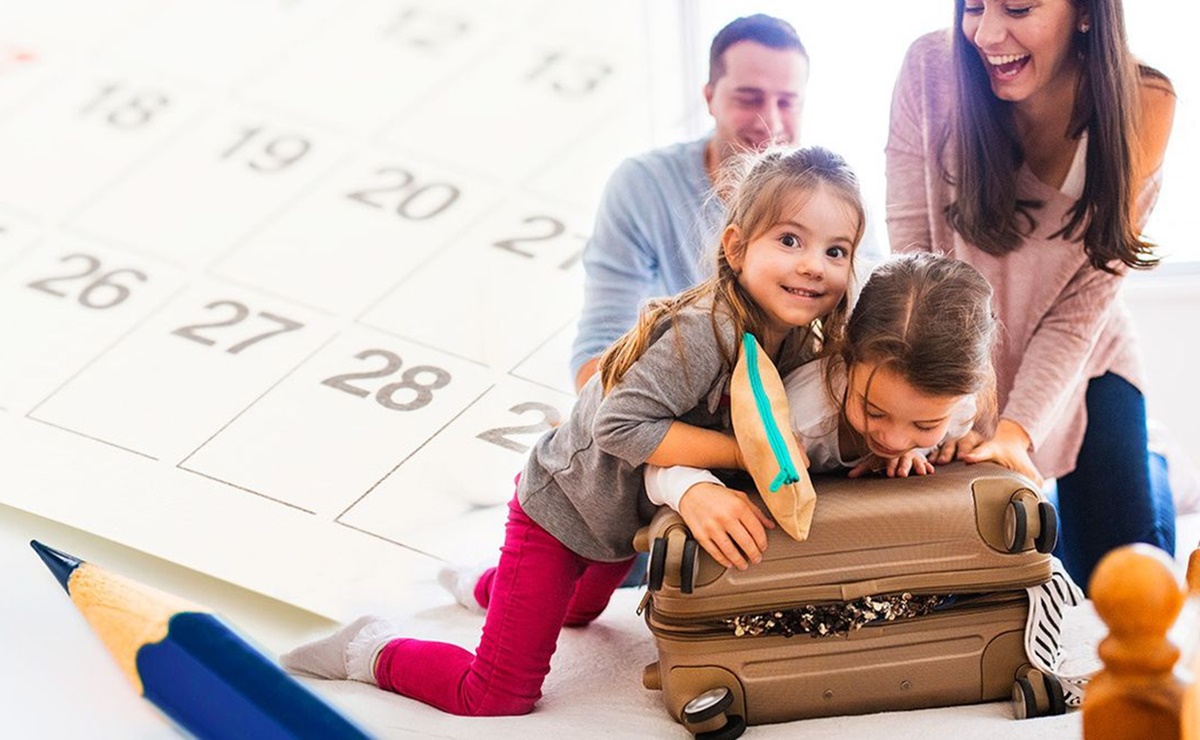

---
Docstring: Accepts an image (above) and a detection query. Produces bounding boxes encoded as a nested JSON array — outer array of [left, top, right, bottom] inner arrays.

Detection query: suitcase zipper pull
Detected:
[[743, 333, 799, 491], [636, 589, 652, 616]]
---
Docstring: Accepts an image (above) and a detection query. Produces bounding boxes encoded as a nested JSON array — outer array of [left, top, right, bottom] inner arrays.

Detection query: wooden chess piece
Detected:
[[1084, 544, 1187, 740]]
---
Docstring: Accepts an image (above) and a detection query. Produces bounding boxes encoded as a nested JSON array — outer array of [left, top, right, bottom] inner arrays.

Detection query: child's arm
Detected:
[[643, 421, 744, 469], [592, 308, 746, 470], [645, 465, 774, 570]]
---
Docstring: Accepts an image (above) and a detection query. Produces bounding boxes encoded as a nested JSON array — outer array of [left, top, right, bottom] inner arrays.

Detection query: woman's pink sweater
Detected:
[[885, 30, 1161, 479]]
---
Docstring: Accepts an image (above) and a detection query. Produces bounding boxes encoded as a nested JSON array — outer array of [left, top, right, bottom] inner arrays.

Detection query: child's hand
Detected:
[[847, 454, 883, 479], [847, 451, 934, 478], [884, 450, 935, 477], [962, 419, 1044, 487], [931, 430, 985, 464], [678, 482, 775, 570]]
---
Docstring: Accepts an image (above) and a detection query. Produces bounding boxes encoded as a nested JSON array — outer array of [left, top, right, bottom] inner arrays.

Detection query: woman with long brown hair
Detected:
[[886, 0, 1176, 589]]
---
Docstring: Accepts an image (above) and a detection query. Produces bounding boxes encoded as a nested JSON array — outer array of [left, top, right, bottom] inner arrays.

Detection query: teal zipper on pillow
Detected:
[[743, 333, 800, 491]]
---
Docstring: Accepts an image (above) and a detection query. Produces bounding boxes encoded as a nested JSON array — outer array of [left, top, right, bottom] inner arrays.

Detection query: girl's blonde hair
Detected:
[[830, 252, 998, 426], [599, 145, 865, 394]]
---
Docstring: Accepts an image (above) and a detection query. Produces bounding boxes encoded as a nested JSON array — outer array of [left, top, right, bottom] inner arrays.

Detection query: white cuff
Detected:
[[345, 619, 401, 684], [644, 465, 722, 511]]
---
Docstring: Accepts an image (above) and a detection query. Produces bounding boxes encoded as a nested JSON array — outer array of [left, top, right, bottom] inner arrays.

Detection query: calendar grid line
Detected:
[[507, 315, 580, 381], [57, 91, 216, 241], [170, 465, 319, 515], [202, 148, 353, 276], [176, 329, 343, 469], [333, 520, 443, 563], [222, 3, 351, 99], [24, 415, 159, 462], [25, 282, 191, 418], [0, 0, 652, 617], [350, 196, 512, 326], [333, 382, 497, 522]]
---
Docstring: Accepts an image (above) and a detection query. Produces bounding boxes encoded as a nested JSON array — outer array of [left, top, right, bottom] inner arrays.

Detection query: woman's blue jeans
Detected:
[[1053, 372, 1175, 592]]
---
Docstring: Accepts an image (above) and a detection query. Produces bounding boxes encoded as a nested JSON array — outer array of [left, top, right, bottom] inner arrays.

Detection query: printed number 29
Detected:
[[477, 402, 562, 453]]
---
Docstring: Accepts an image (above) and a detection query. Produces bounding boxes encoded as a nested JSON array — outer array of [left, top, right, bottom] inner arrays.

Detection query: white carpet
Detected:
[[278, 504, 1200, 740], [291, 563, 1128, 739]]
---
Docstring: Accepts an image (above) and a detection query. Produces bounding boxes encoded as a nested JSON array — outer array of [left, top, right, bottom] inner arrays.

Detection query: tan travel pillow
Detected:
[[729, 332, 817, 541]]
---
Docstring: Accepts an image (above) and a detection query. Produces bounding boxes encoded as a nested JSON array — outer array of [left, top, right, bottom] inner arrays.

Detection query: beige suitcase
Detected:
[[634, 462, 1063, 738]]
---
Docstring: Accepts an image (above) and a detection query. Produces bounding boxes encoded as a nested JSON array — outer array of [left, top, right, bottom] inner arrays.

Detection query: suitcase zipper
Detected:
[[742, 333, 800, 492], [646, 590, 1028, 639]]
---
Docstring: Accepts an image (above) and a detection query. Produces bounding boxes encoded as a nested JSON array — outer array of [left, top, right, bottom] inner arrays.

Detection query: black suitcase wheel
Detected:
[[682, 688, 744, 739], [1012, 674, 1038, 719], [648, 537, 667, 592], [696, 714, 745, 740], [1035, 502, 1059, 554], [1012, 668, 1063, 719], [680, 537, 699, 594], [1043, 671, 1067, 716], [1004, 499, 1028, 553], [682, 687, 733, 724]]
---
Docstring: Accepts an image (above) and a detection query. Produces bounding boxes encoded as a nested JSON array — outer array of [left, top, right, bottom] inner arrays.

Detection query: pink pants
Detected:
[[374, 494, 635, 716]]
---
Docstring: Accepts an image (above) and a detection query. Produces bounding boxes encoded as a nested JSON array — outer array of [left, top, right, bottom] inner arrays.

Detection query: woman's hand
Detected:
[[931, 430, 986, 464], [962, 419, 1044, 486], [678, 482, 775, 570]]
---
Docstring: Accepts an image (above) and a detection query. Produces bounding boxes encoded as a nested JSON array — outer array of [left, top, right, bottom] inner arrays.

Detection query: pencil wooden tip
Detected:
[[30, 540, 82, 594]]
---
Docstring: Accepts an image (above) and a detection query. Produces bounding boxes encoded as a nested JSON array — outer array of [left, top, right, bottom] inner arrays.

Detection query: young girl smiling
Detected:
[[281, 146, 866, 717]]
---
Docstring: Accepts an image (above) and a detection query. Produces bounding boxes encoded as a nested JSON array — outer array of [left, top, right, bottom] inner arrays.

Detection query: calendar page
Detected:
[[0, 0, 662, 619]]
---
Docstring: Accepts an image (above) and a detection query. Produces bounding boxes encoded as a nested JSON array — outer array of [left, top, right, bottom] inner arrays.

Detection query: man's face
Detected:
[[705, 41, 808, 160]]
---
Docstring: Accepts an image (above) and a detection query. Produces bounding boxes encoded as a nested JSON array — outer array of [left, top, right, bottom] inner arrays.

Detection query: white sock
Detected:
[[279, 615, 401, 684], [437, 563, 489, 615]]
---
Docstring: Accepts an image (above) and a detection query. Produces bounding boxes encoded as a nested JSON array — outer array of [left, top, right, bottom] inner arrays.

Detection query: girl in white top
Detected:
[[646, 253, 999, 569]]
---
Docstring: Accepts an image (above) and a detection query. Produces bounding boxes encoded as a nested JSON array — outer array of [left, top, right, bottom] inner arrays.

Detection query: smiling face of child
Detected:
[[843, 361, 968, 460], [722, 182, 856, 352]]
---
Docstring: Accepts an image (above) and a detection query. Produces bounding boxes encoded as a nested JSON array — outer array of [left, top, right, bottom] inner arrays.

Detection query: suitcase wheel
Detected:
[[1011, 668, 1067, 719], [1005, 493, 1057, 554], [1004, 500, 1029, 553], [682, 687, 733, 724], [648, 537, 667, 592], [1035, 502, 1058, 553], [682, 687, 745, 739], [680, 538, 699, 594], [696, 714, 745, 740]]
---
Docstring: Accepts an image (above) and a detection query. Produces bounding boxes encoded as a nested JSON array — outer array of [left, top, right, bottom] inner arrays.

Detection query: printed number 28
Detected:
[[322, 349, 450, 411]]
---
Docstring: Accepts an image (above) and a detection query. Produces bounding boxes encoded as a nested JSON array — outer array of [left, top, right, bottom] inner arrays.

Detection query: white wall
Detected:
[[1125, 272, 1200, 463]]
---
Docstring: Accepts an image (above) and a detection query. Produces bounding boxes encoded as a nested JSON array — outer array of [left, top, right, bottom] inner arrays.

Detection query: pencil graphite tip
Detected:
[[30, 540, 83, 594]]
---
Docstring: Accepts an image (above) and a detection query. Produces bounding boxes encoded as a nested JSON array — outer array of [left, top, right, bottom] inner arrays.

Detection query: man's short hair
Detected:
[[708, 14, 807, 86]]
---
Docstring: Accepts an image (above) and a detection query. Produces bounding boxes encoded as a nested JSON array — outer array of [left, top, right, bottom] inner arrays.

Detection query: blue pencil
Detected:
[[30, 540, 372, 739]]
